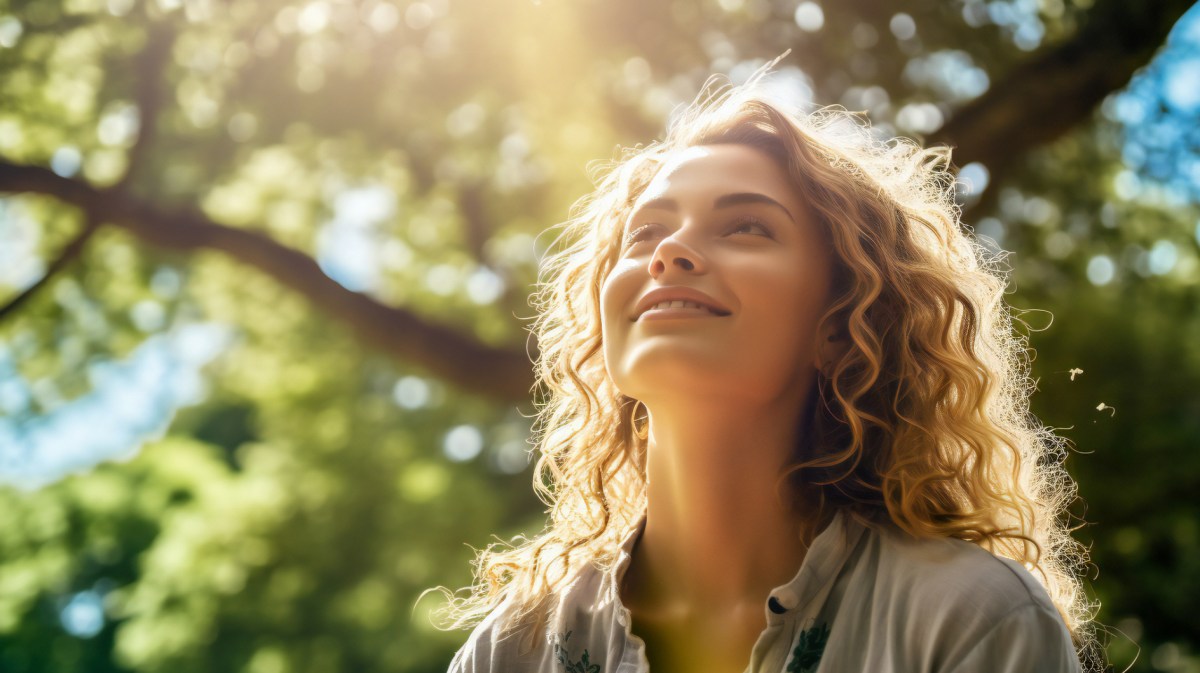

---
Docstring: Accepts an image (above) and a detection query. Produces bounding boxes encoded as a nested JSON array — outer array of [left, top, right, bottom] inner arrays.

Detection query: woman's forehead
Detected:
[[632, 144, 798, 210]]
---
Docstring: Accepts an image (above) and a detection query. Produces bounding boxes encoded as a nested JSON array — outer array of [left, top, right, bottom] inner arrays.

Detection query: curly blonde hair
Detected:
[[432, 67, 1097, 666]]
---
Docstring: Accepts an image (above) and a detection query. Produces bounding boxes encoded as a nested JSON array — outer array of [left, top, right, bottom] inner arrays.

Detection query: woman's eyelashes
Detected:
[[624, 223, 656, 246], [727, 216, 774, 237], [623, 216, 775, 248]]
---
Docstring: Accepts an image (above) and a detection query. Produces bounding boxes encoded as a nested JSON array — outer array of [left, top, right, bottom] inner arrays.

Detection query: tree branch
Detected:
[[0, 0, 1189, 403], [933, 0, 1194, 189], [0, 159, 536, 403], [118, 24, 175, 190], [0, 214, 99, 321]]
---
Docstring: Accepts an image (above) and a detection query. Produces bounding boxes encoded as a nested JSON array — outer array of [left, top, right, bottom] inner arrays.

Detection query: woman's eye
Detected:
[[624, 218, 771, 248], [625, 224, 659, 246], [729, 217, 772, 237]]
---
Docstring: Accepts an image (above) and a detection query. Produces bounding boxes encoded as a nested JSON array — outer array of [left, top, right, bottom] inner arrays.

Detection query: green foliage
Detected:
[[0, 0, 1197, 671]]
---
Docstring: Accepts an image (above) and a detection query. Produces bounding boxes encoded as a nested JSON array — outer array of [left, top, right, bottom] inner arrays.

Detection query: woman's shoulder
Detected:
[[839, 521, 1080, 671], [447, 563, 618, 673], [864, 521, 1059, 616], [446, 594, 545, 673]]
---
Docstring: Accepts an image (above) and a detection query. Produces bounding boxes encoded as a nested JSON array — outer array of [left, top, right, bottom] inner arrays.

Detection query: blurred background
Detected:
[[0, 0, 1198, 670]]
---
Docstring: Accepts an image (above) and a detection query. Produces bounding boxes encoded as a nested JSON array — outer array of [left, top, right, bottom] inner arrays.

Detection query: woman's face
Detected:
[[600, 143, 837, 407]]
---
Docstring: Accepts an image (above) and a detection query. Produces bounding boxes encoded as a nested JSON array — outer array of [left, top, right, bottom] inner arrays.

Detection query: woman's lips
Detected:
[[637, 306, 729, 321]]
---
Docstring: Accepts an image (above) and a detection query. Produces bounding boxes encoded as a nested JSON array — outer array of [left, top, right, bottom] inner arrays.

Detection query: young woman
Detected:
[[437, 68, 1096, 673]]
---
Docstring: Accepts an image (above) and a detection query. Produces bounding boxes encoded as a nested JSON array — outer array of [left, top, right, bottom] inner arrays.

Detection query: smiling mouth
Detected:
[[636, 300, 731, 321]]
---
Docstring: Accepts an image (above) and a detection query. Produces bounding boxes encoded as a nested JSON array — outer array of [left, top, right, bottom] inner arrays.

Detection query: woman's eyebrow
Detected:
[[716, 192, 796, 223], [630, 192, 796, 224]]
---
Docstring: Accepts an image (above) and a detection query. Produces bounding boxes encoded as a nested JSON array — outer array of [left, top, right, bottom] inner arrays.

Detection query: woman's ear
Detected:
[[813, 320, 850, 376]]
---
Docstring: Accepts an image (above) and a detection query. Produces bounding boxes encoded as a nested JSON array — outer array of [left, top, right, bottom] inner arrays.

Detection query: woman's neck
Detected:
[[621, 391, 818, 618]]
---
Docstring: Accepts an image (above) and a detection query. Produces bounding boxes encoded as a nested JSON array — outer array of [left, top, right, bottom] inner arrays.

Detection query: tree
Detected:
[[1, 0, 1197, 670]]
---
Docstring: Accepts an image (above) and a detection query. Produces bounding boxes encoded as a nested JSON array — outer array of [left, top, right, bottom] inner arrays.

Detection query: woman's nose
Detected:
[[647, 233, 706, 278]]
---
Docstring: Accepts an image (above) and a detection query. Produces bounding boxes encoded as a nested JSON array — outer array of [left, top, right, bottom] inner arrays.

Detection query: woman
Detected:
[[436, 67, 1096, 672]]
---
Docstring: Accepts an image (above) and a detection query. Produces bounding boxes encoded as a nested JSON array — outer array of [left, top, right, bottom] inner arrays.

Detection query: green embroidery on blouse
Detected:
[[553, 630, 601, 673], [786, 622, 831, 673]]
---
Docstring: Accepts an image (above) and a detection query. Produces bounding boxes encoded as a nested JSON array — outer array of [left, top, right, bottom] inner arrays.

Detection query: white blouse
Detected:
[[448, 511, 1082, 672]]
